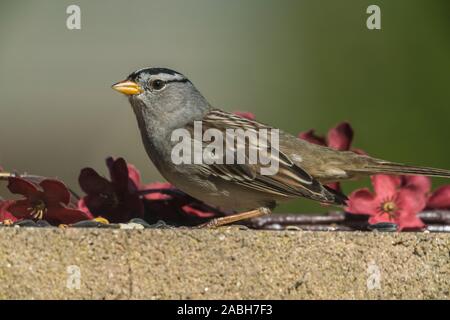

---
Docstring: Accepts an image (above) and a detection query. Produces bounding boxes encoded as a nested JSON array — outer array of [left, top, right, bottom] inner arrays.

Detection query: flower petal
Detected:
[[7, 199, 33, 219], [0, 200, 18, 222], [77, 198, 93, 215], [402, 176, 431, 195], [395, 208, 425, 231], [233, 111, 255, 120], [79, 168, 113, 195], [182, 204, 217, 218], [7, 177, 39, 198], [81, 194, 113, 216], [345, 188, 377, 215], [126, 163, 142, 189], [141, 182, 174, 200], [101, 195, 144, 223], [45, 207, 92, 225], [371, 175, 401, 199], [40, 179, 71, 206], [327, 122, 353, 151], [298, 130, 326, 146], [123, 194, 145, 217], [427, 185, 450, 209], [394, 188, 426, 231], [107, 157, 129, 193], [397, 188, 427, 214], [368, 213, 395, 225], [325, 182, 341, 193], [352, 148, 367, 155]]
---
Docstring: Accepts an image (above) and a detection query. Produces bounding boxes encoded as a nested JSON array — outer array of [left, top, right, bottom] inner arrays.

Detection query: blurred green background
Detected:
[[1, 0, 449, 213]]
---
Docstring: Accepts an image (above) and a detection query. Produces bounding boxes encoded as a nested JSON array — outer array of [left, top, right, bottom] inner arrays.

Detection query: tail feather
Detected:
[[359, 161, 450, 178]]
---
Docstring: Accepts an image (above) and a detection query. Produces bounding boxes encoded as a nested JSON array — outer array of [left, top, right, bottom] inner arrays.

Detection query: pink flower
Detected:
[[400, 175, 450, 210], [346, 175, 426, 231], [233, 111, 255, 120], [426, 185, 450, 210], [400, 175, 432, 194], [0, 200, 17, 223], [6, 177, 92, 225], [299, 122, 353, 151], [78, 157, 144, 223], [299, 122, 364, 192]]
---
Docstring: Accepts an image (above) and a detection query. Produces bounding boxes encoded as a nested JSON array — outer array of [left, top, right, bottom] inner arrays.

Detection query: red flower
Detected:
[[78, 157, 144, 223], [346, 175, 426, 231], [299, 122, 353, 151], [299, 122, 364, 192], [141, 182, 223, 225], [79, 157, 224, 225], [0, 200, 17, 223], [6, 177, 92, 225], [233, 111, 255, 120]]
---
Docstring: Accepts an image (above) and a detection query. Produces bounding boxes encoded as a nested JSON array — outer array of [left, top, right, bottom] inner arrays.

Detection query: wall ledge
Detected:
[[0, 228, 449, 299]]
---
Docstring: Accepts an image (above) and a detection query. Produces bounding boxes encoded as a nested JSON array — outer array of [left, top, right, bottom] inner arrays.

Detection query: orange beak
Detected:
[[111, 80, 143, 96]]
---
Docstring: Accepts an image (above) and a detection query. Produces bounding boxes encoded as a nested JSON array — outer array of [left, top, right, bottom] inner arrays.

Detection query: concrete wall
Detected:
[[0, 228, 449, 299]]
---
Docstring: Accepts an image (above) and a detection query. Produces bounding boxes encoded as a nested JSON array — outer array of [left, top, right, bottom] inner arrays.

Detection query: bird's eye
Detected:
[[149, 79, 165, 91]]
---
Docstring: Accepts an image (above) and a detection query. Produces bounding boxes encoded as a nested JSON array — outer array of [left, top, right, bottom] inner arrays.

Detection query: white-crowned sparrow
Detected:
[[112, 67, 450, 227]]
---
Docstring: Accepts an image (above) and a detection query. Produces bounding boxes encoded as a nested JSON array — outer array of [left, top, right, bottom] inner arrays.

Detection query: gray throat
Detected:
[[129, 96, 211, 171]]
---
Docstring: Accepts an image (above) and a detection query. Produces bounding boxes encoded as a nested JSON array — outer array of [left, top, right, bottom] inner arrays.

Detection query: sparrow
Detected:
[[112, 67, 450, 227]]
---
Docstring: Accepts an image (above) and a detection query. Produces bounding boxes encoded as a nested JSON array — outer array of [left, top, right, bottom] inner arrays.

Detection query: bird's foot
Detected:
[[196, 207, 271, 229]]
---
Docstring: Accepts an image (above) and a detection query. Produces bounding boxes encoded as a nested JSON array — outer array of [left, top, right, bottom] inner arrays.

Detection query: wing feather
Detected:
[[184, 109, 346, 205]]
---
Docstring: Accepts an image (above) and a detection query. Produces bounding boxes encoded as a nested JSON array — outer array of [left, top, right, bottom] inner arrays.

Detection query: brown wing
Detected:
[[184, 109, 347, 205]]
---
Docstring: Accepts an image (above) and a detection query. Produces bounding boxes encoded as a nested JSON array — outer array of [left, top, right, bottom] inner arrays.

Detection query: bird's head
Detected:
[[112, 67, 210, 120]]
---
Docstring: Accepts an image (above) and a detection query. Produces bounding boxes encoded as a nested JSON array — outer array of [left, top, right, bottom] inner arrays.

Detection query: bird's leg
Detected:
[[197, 207, 271, 228]]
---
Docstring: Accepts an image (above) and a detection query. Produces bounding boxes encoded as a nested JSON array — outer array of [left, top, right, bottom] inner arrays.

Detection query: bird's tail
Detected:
[[356, 160, 450, 178]]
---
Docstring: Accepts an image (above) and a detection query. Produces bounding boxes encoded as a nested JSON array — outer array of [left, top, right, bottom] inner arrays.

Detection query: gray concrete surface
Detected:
[[0, 227, 449, 299]]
